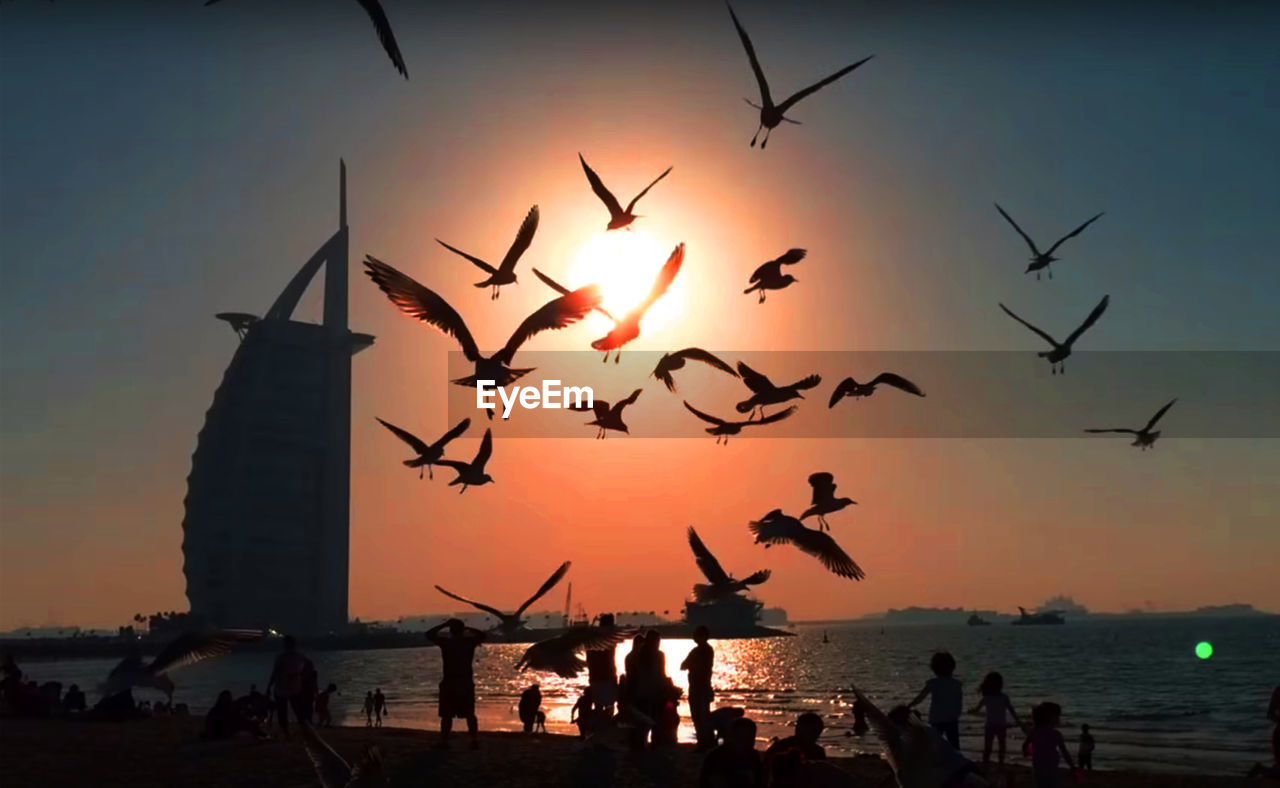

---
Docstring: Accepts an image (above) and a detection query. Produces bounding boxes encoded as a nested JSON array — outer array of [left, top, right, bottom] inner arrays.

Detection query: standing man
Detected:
[[373, 687, 388, 726], [586, 613, 620, 716], [265, 635, 312, 739], [682, 625, 716, 749], [425, 618, 486, 749]]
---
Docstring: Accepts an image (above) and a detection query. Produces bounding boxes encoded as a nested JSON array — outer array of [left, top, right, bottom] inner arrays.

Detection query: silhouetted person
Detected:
[[851, 697, 869, 736], [63, 683, 86, 714], [519, 684, 542, 733], [682, 625, 716, 749], [571, 686, 596, 739], [908, 651, 962, 749], [710, 707, 746, 746], [700, 716, 763, 788], [654, 678, 683, 747], [1248, 686, 1280, 778], [1024, 702, 1076, 788], [426, 618, 486, 749], [1, 653, 21, 701], [297, 658, 319, 724], [363, 691, 375, 727], [203, 689, 265, 740], [586, 613, 619, 715], [764, 713, 826, 788], [317, 683, 337, 727], [638, 631, 670, 747], [266, 635, 312, 738], [969, 671, 1023, 771], [1077, 724, 1094, 772], [373, 687, 388, 726]]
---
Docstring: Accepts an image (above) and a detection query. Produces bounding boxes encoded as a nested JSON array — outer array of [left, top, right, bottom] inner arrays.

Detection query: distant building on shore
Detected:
[[181, 161, 373, 636]]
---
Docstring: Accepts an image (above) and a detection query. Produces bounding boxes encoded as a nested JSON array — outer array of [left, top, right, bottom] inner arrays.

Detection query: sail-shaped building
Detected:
[[182, 161, 373, 635]]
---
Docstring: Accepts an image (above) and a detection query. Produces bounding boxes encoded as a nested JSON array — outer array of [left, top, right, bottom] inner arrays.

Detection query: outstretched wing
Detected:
[[790, 373, 822, 391], [616, 388, 643, 410], [736, 361, 774, 393], [147, 629, 264, 676], [1144, 398, 1177, 432], [791, 528, 865, 580], [299, 721, 353, 788], [869, 372, 925, 397], [687, 526, 730, 585], [498, 205, 540, 274], [740, 568, 771, 586], [635, 243, 685, 316], [828, 378, 855, 408], [998, 302, 1057, 347], [473, 429, 494, 470], [357, 0, 408, 79], [435, 585, 508, 621], [683, 401, 726, 426], [579, 153, 623, 217], [676, 347, 738, 377], [533, 268, 617, 323], [1044, 211, 1104, 256], [364, 256, 481, 360], [1083, 428, 1138, 435], [726, 2, 772, 107], [625, 166, 673, 214], [497, 285, 602, 363], [994, 203, 1041, 256], [436, 239, 497, 275], [776, 54, 875, 114], [375, 417, 432, 455], [516, 561, 572, 616], [1063, 294, 1110, 347], [433, 418, 472, 450], [808, 472, 837, 506], [772, 248, 807, 266], [750, 405, 798, 426], [850, 687, 905, 772]]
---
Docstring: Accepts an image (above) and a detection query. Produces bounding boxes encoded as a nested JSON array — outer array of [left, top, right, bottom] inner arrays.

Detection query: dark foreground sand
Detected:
[[0, 717, 1262, 788]]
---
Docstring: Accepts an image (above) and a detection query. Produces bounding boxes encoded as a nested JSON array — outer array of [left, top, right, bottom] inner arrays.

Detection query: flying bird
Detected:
[[736, 361, 821, 418], [748, 510, 865, 580], [436, 205, 539, 300], [743, 248, 805, 302], [850, 687, 991, 788], [579, 154, 672, 231], [99, 629, 264, 701], [570, 389, 642, 438], [687, 526, 770, 602], [800, 472, 856, 531], [435, 561, 571, 637], [727, 2, 874, 149], [532, 268, 616, 322], [828, 373, 926, 407], [364, 256, 601, 417], [651, 348, 739, 393], [995, 203, 1104, 280], [683, 401, 796, 445], [435, 429, 495, 493], [300, 722, 387, 788], [517, 626, 630, 678], [1085, 398, 1177, 450], [998, 295, 1110, 374], [204, 0, 409, 79], [374, 417, 470, 479]]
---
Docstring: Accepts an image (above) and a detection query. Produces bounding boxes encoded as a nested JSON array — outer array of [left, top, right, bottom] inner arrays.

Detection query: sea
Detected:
[[20, 617, 1279, 776]]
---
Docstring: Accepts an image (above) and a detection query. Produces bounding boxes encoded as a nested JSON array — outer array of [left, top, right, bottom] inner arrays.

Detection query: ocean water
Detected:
[[22, 617, 1279, 776]]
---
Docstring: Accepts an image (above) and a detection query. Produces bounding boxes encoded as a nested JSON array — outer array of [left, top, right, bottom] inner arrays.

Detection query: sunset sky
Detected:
[[1, 1, 1277, 631]]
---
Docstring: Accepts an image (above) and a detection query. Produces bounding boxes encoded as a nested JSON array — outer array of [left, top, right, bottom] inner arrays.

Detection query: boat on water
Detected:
[[967, 613, 992, 626], [1012, 606, 1065, 626]]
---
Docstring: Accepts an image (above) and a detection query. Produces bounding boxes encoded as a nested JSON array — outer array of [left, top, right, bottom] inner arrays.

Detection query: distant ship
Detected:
[[1012, 606, 1065, 626], [683, 594, 765, 634], [967, 613, 992, 626]]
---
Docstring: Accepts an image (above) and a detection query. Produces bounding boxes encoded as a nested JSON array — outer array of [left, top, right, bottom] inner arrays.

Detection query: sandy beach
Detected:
[[0, 716, 1261, 788]]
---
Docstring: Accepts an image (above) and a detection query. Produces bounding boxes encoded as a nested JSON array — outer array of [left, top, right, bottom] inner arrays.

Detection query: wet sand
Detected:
[[0, 717, 1259, 787]]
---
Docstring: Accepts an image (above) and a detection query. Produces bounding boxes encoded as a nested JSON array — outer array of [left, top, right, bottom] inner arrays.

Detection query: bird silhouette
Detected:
[[435, 429, 495, 493], [204, 0, 408, 79], [800, 472, 857, 531], [570, 388, 642, 438], [651, 347, 739, 393], [517, 626, 629, 678], [364, 256, 601, 417], [436, 205, 539, 300], [683, 401, 796, 445], [1085, 398, 1177, 450], [748, 510, 865, 580], [579, 154, 672, 231], [828, 373, 926, 407], [736, 361, 821, 419], [300, 721, 386, 787], [998, 295, 1110, 375], [531, 268, 617, 322], [743, 248, 805, 302], [435, 561, 571, 637], [726, 2, 874, 149], [849, 687, 988, 788], [99, 629, 264, 702], [687, 526, 770, 602], [995, 203, 1104, 280], [374, 417, 470, 479]]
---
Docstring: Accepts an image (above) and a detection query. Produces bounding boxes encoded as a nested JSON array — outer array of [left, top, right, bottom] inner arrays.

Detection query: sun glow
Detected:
[[566, 229, 687, 338]]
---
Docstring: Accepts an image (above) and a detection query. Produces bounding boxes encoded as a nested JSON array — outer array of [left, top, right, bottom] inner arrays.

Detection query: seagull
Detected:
[[651, 348, 739, 393], [828, 373, 926, 408], [726, 2, 874, 149], [99, 629, 264, 702], [436, 205, 539, 300], [735, 361, 821, 419], [301, 721, 387, 788], [579, 153, 672, 231], [687, 526, 770, 602], [435, 429, 495, 493], [994, 203, 1104, 280], [570, 389, 642, 438], [743, 249, 805, 303], [204, 0, 409, 80], [851, 687, 991, 788], [517, 626, 629, 678], [532, 268, 617, 322], [364, 256, 601, 417], [748, 510, 865, 580], [435, 561, 571, 637], [683, 401, 796, 445], [999, 295, 1109, 375], [1085, 398, 1177, 450], [374, 417, 470, 479], [800, 472, 856, 531]]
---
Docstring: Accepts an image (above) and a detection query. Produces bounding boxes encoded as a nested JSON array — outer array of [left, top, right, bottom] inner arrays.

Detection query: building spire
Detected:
[[339, 158, 347, 230]]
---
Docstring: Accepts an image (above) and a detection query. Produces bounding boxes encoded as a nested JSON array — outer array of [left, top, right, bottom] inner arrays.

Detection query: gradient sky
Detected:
[[1, 1, 1277, 630]]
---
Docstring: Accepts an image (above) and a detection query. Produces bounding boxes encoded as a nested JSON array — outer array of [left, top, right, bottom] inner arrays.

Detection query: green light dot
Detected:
[[1195, 641, 1213, 659]]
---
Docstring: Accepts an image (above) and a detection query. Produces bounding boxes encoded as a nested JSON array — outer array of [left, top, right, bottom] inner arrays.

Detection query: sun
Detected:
[[566, 229, 686, 337]]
